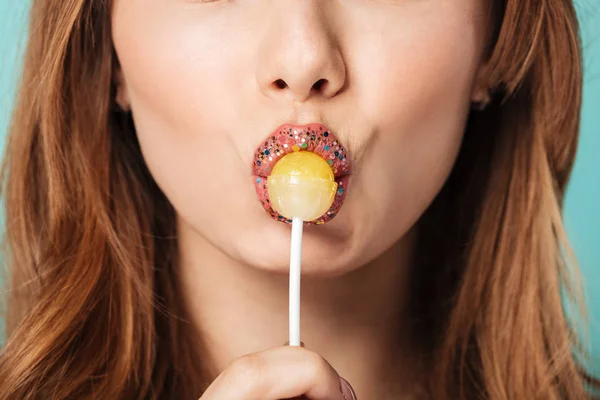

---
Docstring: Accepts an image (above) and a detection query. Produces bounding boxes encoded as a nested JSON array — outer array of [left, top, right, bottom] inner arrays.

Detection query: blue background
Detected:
[[0, 1, 599, 373]]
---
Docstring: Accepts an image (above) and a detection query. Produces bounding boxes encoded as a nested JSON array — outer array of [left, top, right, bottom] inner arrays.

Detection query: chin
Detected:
[[234, 210, 358, 277]]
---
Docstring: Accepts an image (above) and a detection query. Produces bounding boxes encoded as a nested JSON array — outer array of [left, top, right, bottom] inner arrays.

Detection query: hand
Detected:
[[199, 345, 357, 400]]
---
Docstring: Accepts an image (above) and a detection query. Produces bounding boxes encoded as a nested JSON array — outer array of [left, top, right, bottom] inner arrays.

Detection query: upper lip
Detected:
[[252, 123, 352, 178]]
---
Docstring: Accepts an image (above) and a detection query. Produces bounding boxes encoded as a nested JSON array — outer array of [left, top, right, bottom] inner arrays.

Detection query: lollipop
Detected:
[[252, 124, 351, 347], [267, 151, 338, 347]]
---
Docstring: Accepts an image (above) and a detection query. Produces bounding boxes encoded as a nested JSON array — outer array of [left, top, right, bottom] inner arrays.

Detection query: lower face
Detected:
[[111, 0, 490, 275]]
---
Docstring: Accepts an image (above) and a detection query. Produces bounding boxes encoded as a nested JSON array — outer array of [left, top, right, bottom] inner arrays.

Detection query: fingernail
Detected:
[[340, 377, 357, 400]]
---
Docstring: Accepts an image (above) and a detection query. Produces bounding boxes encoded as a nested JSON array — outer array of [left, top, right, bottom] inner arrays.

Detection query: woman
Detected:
[[0, 0, 598, 398]]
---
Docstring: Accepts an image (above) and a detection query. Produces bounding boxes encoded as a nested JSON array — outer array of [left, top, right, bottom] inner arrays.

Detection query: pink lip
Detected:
[[252, 123, 352, 225]]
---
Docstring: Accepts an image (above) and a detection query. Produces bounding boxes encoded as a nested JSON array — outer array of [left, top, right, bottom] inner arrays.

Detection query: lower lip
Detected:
[[253, 174, 350, 225]]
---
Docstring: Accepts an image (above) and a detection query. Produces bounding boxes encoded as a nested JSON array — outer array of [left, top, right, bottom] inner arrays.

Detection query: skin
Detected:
[[112, 0, 491, 397]]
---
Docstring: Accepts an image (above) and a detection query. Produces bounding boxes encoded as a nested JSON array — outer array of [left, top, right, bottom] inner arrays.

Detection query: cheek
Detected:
[[111, 4, 244, 132], [350, 10, 481, 130], [111, 4, 254, 229], [340, 10, 482, 245]]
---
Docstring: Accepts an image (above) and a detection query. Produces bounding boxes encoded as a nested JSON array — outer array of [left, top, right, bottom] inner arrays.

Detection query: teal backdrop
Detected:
[[0, 1, 599, 373]]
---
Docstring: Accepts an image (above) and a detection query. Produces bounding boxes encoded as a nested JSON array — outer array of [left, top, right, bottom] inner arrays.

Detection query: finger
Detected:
[[201, 346, 350, 400]]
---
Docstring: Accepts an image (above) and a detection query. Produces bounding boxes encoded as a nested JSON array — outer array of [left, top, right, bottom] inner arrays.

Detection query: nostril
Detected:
[[269, 78, 331, 97], [274, 79, 287, 89], [313, 79, 327, 92]]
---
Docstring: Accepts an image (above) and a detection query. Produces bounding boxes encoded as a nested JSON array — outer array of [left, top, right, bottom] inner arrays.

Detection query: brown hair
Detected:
[[0, 0, 597, 399]]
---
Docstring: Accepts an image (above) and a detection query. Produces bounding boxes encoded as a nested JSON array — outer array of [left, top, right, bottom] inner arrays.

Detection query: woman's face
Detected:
[[112, 0, 490, 274]]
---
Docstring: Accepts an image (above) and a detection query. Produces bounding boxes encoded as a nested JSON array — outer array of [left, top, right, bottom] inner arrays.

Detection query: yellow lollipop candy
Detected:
[[267, 151, 338, 221]]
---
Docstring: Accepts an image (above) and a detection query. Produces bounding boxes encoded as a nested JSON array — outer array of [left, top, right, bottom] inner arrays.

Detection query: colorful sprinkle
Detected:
[[256, 177, 262, 183], [292, 145, 300, 152], [328, 159, 334, 166], [324, 145, 330, 151]]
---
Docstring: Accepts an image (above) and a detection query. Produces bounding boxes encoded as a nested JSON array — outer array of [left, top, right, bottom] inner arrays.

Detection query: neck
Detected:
[[178, 218, 420, 398]]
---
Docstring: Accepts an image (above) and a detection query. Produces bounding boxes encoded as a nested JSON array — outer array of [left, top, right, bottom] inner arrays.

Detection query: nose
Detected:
[[255, 2, 347, 103]]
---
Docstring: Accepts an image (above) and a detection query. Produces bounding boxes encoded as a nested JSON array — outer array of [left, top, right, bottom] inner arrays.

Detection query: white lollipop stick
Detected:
[[289, 216, 303, 347]]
